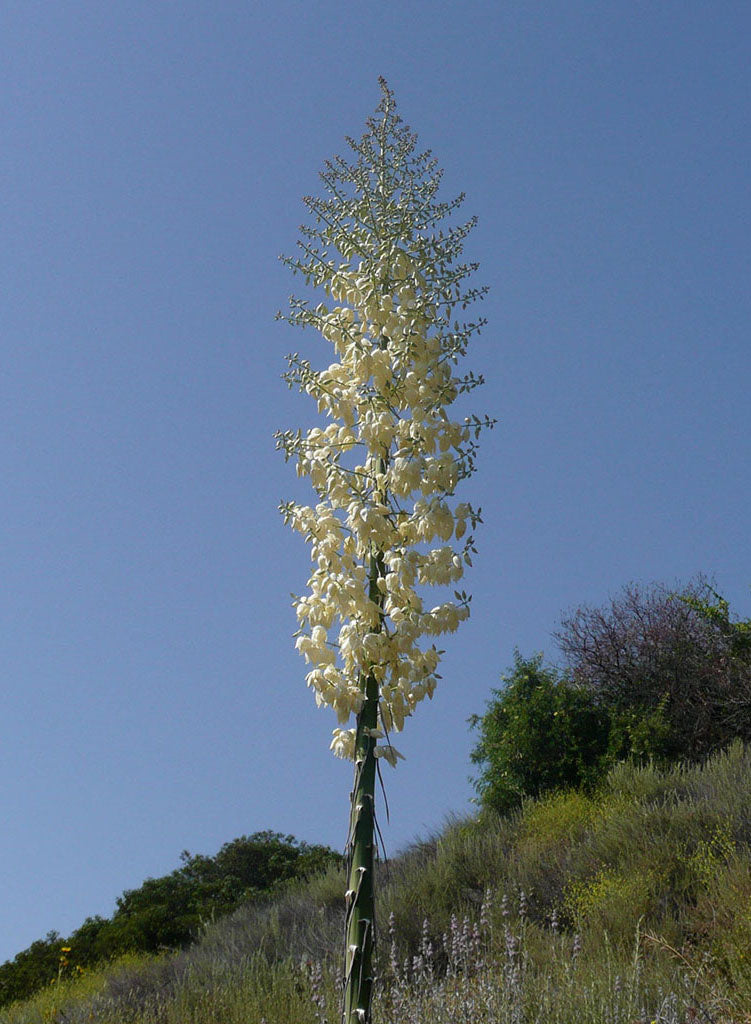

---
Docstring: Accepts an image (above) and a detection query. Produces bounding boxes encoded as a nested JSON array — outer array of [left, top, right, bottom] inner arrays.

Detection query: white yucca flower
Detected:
[[275, 80, 492, 1024]]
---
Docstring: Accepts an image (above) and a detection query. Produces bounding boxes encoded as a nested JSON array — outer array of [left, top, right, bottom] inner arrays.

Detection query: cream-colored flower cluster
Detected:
[[280, 247, 480, 762]]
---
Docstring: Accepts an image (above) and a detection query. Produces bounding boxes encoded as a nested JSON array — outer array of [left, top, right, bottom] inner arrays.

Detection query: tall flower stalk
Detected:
[[276, 80, 490, 1024]]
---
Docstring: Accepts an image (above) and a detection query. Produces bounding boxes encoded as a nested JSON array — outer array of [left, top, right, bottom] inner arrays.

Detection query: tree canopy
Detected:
[[0, 832, 341, 1009], [471, 579, 751, 815]]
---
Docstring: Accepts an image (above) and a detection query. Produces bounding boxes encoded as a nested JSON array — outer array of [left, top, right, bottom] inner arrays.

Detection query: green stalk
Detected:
[[343, 548, 383, 1024], [344, 399, 388, 1021]]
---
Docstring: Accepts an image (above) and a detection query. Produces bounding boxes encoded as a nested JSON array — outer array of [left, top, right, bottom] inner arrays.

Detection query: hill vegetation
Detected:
[[2, 578, 750, 1022], [0, 832, 341, 1009], [470, 578, 751, 814], [2, 745, 750, 1023]]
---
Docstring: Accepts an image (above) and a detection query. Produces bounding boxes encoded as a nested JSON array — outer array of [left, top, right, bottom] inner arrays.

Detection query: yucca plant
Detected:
[[276, 79, 490, 1024]]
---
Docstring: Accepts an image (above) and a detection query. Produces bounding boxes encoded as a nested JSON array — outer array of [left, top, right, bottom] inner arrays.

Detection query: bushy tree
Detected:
[[681, 584, 751, 740], [470, 654, 610, 815], [0, 833, 341, 1008], [179, 831, 338, 898], [107, 831, 342, 953], [0, 933, 62, 1008], [276, 80, 489, 1023], [556, 578, 751, 762], [471, 582, 751, 817]]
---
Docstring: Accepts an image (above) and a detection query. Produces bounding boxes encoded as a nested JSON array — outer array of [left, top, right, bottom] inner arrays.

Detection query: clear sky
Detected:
[[2, 1, 749, 966]]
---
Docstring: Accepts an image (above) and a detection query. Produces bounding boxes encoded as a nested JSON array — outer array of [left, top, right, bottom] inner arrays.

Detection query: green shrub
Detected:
[[564, 866, 660, 937], [0, 832, 343, 1010], [469, 653, 611, 815]]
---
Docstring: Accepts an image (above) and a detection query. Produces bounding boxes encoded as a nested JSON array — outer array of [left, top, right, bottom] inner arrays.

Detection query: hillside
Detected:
[[2, 743, 750, 1023], [0, 832, 342, 1010]]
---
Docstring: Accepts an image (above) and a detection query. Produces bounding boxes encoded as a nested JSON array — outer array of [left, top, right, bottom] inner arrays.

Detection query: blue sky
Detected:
[[2, 1, 749, 965]]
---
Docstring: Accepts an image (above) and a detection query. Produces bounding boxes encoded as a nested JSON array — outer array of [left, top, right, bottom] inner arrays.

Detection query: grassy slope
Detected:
[[3, 743, 751, 1023]]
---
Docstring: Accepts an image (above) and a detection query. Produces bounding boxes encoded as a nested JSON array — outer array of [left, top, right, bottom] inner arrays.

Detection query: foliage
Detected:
[[468, 580, 751, 817], [0, 935, 63, 1016], [0, 832, 341, 1009], [681, 585, 751, 660], [469, 653, 611, 814], [1, 925, 712, 1024], [563, 866, 660, 935], [604, 693, 675, 765], [556, 577, 751, 762], [3, 746, 751, 1024], [680, 583, 751, 741]]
